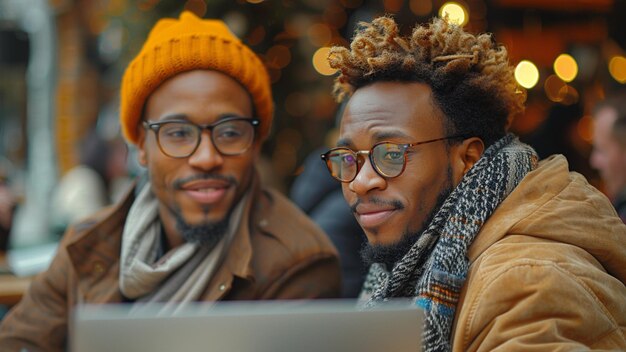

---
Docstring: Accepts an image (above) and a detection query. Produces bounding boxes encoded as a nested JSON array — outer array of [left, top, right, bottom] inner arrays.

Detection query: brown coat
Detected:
[[0, 183, 341, 352], [452, 155, 626, 350]]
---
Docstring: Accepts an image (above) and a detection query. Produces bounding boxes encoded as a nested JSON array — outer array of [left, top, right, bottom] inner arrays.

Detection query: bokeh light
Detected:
[[266, 45, 291, 69], [577, 115, 594, 143], [544, 75, 567, 102], [285, 92, 312, 117], [312, 47, 337, 76], [410, 0, 433, 16], [383, 0, 404, 13], [609, 55, 626, 84], [557, 84, 579, 105], [307, 23, 332, 47], [324, 4, 348, 29], [184, 0, 207, 16], [246, 0, 264, 4], [246, 26, 266, 46], [553, 54, 578, 82], [439, 2, 468, 26], [339, 0, 363, 8], [137, 0, 159, 11], [514, 60, 540, 89]]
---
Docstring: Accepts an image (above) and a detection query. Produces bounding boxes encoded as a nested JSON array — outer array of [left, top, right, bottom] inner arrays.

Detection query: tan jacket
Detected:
[[0, 182, 341, 352], [452, 155, 626, 351]]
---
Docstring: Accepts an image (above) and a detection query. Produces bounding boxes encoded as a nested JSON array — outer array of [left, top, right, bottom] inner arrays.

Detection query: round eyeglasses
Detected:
[[143, 117, 260, 158], [320, 135, 467, 183]]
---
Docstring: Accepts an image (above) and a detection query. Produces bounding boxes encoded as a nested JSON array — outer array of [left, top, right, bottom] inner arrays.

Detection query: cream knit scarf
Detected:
[[119, 182, 245, 309]]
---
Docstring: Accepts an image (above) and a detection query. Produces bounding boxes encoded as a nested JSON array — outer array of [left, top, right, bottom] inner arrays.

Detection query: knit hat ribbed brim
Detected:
[[120, 11, 273, 145]]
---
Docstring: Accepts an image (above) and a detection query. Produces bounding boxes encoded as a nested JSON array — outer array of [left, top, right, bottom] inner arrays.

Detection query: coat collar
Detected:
[[466, 155, 571, 262]]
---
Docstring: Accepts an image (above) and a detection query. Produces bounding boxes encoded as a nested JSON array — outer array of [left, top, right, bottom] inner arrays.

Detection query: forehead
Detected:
[[145, 69, 253, 122], [338, 81, 444, 146]]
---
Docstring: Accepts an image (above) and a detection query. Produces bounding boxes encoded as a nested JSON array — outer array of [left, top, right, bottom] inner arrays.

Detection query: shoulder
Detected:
[[252, 188, 339, 260], [60, 186, 135, 248], [454, 235, 626, 350]]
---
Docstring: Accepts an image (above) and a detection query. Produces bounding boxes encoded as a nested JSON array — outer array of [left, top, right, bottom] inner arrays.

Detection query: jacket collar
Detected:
[[65, 183, 135, 303], [467, 155, 571, 262]]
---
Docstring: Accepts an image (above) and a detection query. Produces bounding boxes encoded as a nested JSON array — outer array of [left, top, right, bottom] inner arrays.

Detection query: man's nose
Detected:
[[348, 157, 386, 195], [187, 133, 224, 171]]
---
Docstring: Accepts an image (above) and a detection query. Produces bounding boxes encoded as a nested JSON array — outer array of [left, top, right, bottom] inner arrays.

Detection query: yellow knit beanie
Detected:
[[120, 11, 273, 145]]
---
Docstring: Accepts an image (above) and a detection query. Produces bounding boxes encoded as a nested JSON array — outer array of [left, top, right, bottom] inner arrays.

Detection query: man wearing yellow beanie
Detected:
[[0, 11, 341, 350]]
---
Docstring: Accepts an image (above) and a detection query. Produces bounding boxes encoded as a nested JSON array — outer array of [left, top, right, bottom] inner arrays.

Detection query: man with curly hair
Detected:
[[321, 16, 626, 351]]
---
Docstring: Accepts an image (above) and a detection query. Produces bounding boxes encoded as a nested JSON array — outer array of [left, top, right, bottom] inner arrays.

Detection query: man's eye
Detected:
[[162, 126, 194, 139], [217, 129, 243, 139], [384, 151, 403, 160], [342, 154, 356, 165]]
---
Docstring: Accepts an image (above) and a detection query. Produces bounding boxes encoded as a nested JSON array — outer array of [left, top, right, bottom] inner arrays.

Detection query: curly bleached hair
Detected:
[[329, 16, 526, 147]]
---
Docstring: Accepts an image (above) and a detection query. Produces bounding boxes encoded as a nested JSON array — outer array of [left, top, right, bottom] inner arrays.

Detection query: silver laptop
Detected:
[[71, 300, 423, 352]]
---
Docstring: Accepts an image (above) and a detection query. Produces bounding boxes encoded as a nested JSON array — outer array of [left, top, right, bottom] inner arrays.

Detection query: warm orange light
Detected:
[[410, 0, 432, 16], [307, 23, 332, 47], [439, 2, 468, 26], [609, 56, 626, 84], [577, 115, 593, 143], [384, 0, 404, 13], [266, 45, 291, 69], [339, 0, 363, 8], [544, 75, 566, 102], [553, 54, 578, 82], [515, 60, 539, 89], [312, 47, 337, 76], [557, 84, 579, 105], [285, 92, 312, 117], [246, 0, 264, 4]]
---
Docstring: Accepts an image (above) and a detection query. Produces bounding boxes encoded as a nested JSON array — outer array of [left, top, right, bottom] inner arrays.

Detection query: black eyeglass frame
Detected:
[[143, 117, 260, 158], [320, 135, 468, 183]]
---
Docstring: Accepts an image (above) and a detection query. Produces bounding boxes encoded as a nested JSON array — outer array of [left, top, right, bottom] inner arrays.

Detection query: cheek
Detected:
[[341, 184, 355, 206]]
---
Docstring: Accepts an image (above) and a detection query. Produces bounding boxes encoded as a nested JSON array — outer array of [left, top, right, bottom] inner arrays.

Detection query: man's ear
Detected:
[[137, 127, 148, 166], [451, 137, 484, 185]]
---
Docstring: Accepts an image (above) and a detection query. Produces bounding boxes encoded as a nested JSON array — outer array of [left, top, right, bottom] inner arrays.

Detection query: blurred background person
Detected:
[[290, 106, 367, 298], [49, 129, 130, 236], [590, 92, 626, 222], [291, 146, 367, 298], [0, 158, 17, 252]]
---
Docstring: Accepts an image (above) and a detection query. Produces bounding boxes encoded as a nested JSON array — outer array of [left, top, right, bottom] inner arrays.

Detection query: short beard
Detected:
[[360, 167, 454, 270], [173, 209, 232, 250], [169, 173, 239, 248]]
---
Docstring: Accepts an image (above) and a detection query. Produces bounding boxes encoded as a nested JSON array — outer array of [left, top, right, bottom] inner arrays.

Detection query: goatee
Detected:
[[174, 211, 232, 250], [360, 167, 453, 270]]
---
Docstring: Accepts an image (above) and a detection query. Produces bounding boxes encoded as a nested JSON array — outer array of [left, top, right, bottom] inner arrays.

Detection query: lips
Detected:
[[354, 204, 398, 229], [180, 179, 231, 205]]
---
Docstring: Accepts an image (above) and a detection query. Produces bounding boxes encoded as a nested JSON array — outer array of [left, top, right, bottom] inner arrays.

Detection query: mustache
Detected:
[[173, 173, 237, 189], [349, 197, 404, 213]]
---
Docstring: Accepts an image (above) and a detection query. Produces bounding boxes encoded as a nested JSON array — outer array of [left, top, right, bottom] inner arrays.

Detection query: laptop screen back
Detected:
[[71, 300, 423, 352]]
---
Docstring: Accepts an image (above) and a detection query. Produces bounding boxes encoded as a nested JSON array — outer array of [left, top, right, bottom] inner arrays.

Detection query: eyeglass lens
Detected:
[[325, 143, 407, 182], [157, 119, 254, 157]]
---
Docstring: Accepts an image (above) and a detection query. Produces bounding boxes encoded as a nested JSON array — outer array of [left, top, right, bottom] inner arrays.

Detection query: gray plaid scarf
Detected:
[[360, 134, 538, 352]]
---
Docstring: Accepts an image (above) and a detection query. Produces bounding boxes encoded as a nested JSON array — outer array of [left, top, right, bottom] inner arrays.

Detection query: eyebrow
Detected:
[[150, 113, 249, 123], [336, 130, 414, 148]]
